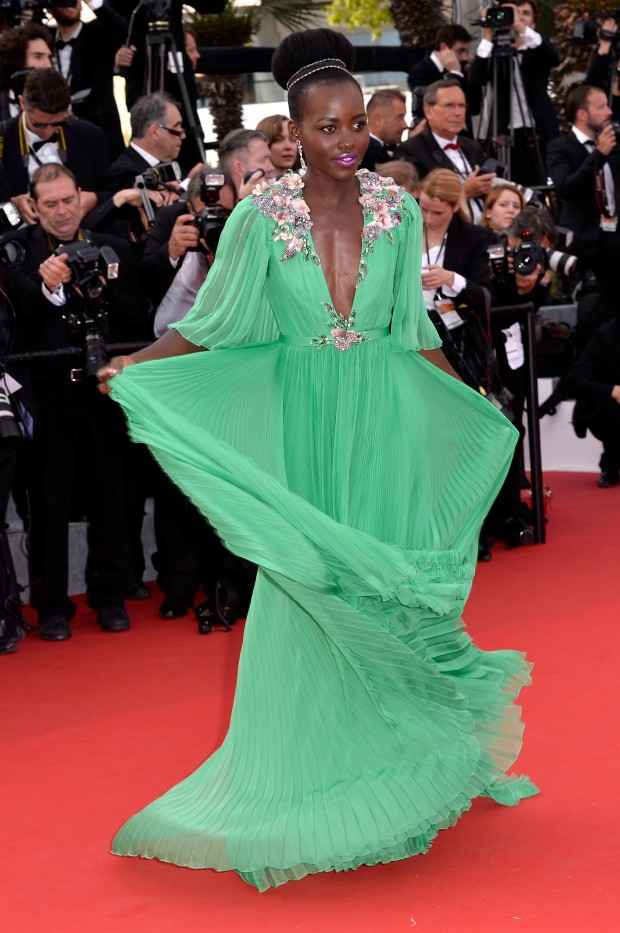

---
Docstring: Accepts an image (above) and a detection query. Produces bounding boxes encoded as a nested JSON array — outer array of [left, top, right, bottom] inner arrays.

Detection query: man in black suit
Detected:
[[468, 0, 559, 186], [107, 91, 186, 191], [395, 79, 495, 221], [0, 68, 110, 224], [407, 23, 480, 134], [3, 162, 151, 640], [0, 22, 54, 120], [359, 90, 407, 172], [47, 0, 127, 160], [547, 84, 620, 330]]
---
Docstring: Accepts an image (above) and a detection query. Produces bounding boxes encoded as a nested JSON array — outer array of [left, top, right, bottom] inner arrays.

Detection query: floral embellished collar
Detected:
[[251, 169, 405, 287]]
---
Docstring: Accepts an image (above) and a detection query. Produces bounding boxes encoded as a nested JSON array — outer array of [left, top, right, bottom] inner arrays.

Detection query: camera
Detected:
[[137, 161, 182, 190], [511, 230, 546, 276], [0, 202, 26, 268], [483, 4, 515, 29], [189, 170, 232, 254], [55, 241, 120, 378], [573, 8, 620, 43]]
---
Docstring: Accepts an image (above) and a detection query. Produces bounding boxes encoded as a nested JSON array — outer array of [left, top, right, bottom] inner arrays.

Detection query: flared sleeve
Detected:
[[170, 198, 279, 350], [390, 192, 442, 352]]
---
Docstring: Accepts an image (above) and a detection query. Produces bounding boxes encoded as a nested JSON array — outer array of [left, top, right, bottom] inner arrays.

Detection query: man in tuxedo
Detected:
[[3, 162, 151, 640], [407, 24, 480, 134], [547, 84, 620, 330], [468, 0, 559, 185], [47, 0, 127, 160], [359, 90, 407, 172], [0, 22, 54, 120], [107, 91, 186, 191], [0, 68, 110, 224], [395, 79, 494, 221]]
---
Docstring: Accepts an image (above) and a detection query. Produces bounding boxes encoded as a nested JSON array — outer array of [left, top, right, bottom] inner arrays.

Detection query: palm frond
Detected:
[[257, 0, 328, 32]]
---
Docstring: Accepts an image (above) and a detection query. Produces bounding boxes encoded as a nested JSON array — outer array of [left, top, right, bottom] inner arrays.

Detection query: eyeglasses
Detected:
[[432, 103, 467, 112], [155, 124, 186, 138], [30, 117, 67, 129]]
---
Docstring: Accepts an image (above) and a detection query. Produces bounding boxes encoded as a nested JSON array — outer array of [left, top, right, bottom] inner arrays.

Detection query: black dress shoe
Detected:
[[159, 598, 189, 619], [126, 581, 151, 600], [39, 615, 71, 641], [97, 606, 130, 632], [597, 471, 619, 488]]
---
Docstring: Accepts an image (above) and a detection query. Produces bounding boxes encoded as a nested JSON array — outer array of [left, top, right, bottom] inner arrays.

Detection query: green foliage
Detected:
[[324, 0, 394, 40], [186, 1, 257, 48], [259, 0, 328, 32]]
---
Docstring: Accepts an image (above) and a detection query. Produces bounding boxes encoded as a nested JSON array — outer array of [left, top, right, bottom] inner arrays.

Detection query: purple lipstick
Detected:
[[334, 153, 358, 167]]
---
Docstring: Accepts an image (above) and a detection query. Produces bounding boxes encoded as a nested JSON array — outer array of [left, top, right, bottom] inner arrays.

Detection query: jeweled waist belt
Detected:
[[278, 325, 390, 350]]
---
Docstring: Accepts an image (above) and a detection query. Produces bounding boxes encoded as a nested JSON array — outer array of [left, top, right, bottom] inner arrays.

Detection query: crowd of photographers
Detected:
[[2, 0, 620, 654]]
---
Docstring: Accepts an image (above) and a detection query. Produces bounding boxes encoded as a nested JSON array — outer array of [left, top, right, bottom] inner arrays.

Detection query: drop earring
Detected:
[[296, 139, 307, 173]]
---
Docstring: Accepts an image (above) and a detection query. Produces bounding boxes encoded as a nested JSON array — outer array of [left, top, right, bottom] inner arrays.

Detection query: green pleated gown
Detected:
[[110, 173, 538, 891]]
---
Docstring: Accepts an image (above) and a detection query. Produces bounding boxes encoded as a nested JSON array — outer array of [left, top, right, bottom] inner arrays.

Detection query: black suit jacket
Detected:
[[546, 130, 620, 258], [106, 146, 152, 192], [54, 2, 127, 161], [395, 124, 485, 180], [437, 215, 493, 315], [139, 200, 191, 307], [3, 224, 152, 377], [359, 136, 394, 172], [468, 39, 560, 147], [0, 115, 111, 202]]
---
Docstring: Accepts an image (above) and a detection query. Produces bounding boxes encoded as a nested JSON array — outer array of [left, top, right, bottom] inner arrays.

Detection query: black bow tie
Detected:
[[32, 134, 59, 152], [56, 38, 76, 51]]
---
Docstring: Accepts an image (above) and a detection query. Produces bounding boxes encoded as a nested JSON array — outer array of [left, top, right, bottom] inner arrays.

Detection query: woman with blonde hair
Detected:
[[418, 168, 491, 327]]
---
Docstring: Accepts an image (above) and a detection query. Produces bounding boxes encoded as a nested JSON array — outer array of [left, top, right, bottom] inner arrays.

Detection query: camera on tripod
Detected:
[[482, 4, 515, 29], [0, 202, 27, 268], [55, 241, 120, 378], [188, 170, 232, 254]]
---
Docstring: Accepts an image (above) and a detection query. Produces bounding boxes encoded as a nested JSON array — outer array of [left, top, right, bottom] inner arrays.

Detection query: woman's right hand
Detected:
[[97, 355, 137, 394]]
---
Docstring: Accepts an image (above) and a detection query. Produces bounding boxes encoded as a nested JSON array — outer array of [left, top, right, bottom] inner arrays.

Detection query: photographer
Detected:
[[139, 169, 235, 320], [0, 68, 110, 225], [107, 91, 187, 191], [547, 84, 620, 334], [395, 79, 494, 222], [218, 128, 274, 201], [0, 22, 54, 120], [3, 163, 151, 639], [110, 0, 225, 166], [468, 0, 559, 185], [47, 0, 128, 160], [585, 17, 620, 118]]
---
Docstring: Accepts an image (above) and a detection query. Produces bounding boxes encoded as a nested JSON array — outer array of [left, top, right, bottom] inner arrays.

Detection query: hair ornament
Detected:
[[286, 58, 351, 90]]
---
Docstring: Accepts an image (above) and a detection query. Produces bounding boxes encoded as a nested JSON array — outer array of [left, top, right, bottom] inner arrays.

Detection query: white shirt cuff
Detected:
[[42, 282, 66, 306], [444, 273, 467, 296], [169, 256, 180, 268], [476, 39, 493, 59], [87, 0, 104, 8], [519, 26, 542, 49]]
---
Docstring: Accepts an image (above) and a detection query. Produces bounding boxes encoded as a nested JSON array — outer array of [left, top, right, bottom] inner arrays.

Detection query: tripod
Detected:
[[477, 32, 546, 186], [123, 0, 206, 163]]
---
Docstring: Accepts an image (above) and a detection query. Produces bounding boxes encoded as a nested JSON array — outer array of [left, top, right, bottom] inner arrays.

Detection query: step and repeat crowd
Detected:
[[2, 0, 620, 654]]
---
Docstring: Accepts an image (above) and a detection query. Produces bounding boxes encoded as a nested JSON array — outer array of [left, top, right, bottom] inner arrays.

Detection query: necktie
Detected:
[[56, 38, 76, 51], [443, 142, 462, 150], [32, 134, 59, 152]]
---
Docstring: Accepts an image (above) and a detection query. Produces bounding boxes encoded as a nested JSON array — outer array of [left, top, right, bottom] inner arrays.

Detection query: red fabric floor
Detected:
[[1, 472, 618, 932]]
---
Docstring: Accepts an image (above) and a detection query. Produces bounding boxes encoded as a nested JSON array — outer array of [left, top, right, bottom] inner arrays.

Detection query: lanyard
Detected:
[[424, 229, 447, 268]]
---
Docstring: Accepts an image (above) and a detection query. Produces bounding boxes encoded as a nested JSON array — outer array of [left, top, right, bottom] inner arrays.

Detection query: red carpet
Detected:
[[2, 471, 618, 933]]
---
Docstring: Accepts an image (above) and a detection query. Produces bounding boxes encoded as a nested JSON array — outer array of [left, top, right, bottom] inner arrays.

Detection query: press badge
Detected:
[[434, 297, 463, 330]]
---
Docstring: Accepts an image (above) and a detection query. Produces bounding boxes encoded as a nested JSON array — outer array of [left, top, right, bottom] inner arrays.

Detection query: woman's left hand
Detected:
[[421, 264, 455, 291]]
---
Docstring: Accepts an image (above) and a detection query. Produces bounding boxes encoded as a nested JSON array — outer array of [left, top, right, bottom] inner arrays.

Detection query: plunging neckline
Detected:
[[306, 221, 363, 323]]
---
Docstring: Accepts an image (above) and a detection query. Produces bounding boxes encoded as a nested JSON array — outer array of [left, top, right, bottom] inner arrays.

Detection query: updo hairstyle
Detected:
[[419, 168, 471, 223], [271, 28, 360, 123]]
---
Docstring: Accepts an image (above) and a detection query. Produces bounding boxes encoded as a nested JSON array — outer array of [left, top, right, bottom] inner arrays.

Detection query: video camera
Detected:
[[573, 7, 620, 43], [55, 240, 120, 378], [482, 3, 515, 29], [135, 161, 182, 225], [189, 170, 232, 254], [471, 1, 517, 57], [0, 202, 26, 268]]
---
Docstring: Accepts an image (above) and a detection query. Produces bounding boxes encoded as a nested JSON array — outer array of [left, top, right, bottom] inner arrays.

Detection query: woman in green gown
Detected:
[[99, 29, 538, 892]]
